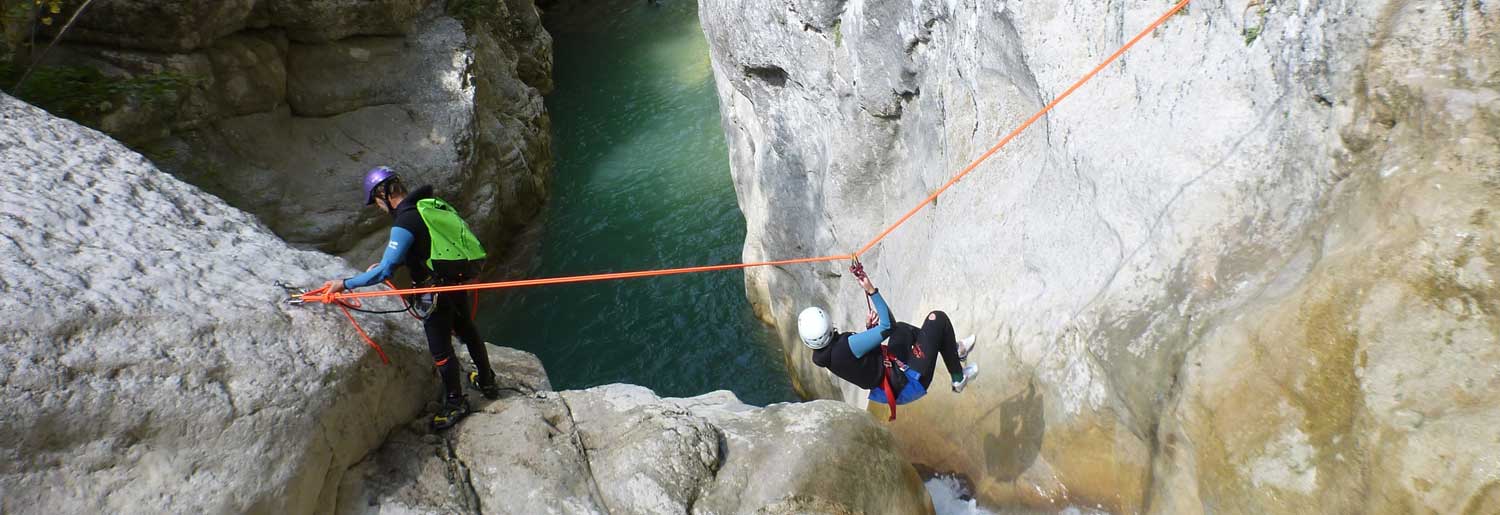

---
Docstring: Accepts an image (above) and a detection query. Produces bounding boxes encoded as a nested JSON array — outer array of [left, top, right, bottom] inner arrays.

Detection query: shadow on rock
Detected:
[[980, 380, 1044, 482]]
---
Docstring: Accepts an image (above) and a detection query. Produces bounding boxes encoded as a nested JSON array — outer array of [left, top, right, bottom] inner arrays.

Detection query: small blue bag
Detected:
[[869, 365, 927, 405]]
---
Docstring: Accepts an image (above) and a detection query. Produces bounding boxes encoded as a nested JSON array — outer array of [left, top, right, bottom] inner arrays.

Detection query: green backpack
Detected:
[[416, 197, 487, 284]]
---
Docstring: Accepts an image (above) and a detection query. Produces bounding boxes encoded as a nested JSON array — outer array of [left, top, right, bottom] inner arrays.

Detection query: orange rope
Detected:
[[337, 303, 391, 364], [301, 255, 850, 303], [303, 285, 392, 364], [856, 0, 1193, 256], [300, 0, 1192, 307]]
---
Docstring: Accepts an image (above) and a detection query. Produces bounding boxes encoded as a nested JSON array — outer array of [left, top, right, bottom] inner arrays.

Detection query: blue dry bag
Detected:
[[869, 366, 927, 405]]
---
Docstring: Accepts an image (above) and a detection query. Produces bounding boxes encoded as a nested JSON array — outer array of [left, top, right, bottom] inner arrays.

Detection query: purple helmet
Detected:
[[362, 166, 397, 205]]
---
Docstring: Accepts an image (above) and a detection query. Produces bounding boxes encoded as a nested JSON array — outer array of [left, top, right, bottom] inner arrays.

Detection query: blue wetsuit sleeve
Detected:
[[342, 227, 414, 289], [845, 291, 894, 359]]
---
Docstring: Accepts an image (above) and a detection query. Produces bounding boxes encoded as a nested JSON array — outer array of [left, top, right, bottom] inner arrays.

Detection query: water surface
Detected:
[[478, 0, 796, 406]]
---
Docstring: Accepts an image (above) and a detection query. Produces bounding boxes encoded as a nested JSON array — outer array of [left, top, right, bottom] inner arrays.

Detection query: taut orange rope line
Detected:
[[300, 0, 1193, 307], [300, 255, 851, 303], [855, 0, 1193, 256]]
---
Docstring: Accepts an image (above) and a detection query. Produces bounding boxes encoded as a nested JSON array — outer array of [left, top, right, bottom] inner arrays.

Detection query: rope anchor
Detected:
[[276, 281, 310, 305], [277, 281, 392, 365]]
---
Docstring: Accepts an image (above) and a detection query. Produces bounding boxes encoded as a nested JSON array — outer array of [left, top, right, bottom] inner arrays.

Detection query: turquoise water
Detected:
[[477, 0, 797, 406]]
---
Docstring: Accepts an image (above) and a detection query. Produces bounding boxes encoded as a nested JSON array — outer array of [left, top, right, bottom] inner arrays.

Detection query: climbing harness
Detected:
[[289, 0, 1196, 366], [870, 345, 927, 421], [851, 259, 927, 420]]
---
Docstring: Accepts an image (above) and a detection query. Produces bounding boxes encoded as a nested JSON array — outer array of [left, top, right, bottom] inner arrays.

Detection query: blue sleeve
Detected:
[[342, 227, 414, 289], [845, 291, 894, 359]]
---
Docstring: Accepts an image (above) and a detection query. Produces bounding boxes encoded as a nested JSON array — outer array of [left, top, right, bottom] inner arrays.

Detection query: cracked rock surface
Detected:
[[0, 93, 434, 513], [701, 0, 1500, 512], [341, 358, 933, 515]]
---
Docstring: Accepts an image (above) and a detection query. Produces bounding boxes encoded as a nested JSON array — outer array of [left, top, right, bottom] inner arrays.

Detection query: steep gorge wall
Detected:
[[9, 0, 553, 261], [701, 0, 1500, 512]]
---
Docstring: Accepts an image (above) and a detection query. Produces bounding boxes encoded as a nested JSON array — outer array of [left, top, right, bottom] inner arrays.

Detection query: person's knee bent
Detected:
[[927, 310, 950, 323]]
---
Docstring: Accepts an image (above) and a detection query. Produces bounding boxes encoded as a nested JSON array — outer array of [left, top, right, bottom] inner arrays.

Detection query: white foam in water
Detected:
[[926, 475, 995, 515], [925, 475, 1109, 515]]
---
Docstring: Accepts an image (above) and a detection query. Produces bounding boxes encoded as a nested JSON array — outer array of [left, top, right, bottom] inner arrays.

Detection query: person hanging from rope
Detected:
[[799, 259, 980, 420], [317, 166, 499, 431]]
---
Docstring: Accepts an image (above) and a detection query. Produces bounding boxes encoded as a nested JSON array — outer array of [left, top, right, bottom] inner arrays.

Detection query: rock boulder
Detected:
[[343, 380, 934, 514], [0, 93, 435, 513]]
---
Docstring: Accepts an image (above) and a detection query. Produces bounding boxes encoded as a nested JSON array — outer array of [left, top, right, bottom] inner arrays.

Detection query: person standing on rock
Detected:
[[318, 166, 500, 431], [799, 261, 979, 420]]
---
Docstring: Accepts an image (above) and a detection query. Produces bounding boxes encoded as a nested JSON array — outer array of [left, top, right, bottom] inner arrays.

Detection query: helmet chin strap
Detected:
[[377, 181, 398, 218]]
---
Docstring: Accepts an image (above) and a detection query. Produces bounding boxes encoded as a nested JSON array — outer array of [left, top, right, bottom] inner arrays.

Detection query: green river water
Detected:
[[476, 0, 797, 406]]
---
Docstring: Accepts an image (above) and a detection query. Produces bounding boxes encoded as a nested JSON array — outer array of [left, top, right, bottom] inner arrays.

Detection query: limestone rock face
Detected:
[[1150, 6, 1500, 514], [63, 0, 259, 52], [700, 0, 1500, 512], [344, 382, 933, 514], [64, 0, 434, 51], [262, 0, 436, 44], [0, 93, 434, 514], [35, 0, 553, 262], [336, 348, 607, 515]]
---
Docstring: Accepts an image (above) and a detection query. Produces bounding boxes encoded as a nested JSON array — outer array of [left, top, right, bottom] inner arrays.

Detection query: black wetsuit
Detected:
[[812, 332, 887, 389], [347, 185, 495, 402], [889, 311, 963, 389], [812, 307, 964, 392]]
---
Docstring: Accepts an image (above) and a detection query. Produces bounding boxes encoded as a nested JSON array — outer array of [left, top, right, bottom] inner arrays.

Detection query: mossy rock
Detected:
[[0, 61, 189, 131]]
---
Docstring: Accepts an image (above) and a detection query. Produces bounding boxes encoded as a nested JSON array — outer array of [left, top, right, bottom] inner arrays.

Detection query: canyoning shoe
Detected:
[[469, 371, 502, 400], [952, 364, 980, 394], [956, 334, 977, 361], [430, 397, 471, 431]]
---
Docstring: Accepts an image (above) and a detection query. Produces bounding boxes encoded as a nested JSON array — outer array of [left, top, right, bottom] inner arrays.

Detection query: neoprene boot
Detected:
[[469, 371, 501, 400], [431, 395, 470, 431]]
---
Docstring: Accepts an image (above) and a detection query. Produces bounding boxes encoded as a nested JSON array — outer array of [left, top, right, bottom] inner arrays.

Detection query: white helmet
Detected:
[[798, 306, 834, 350]]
